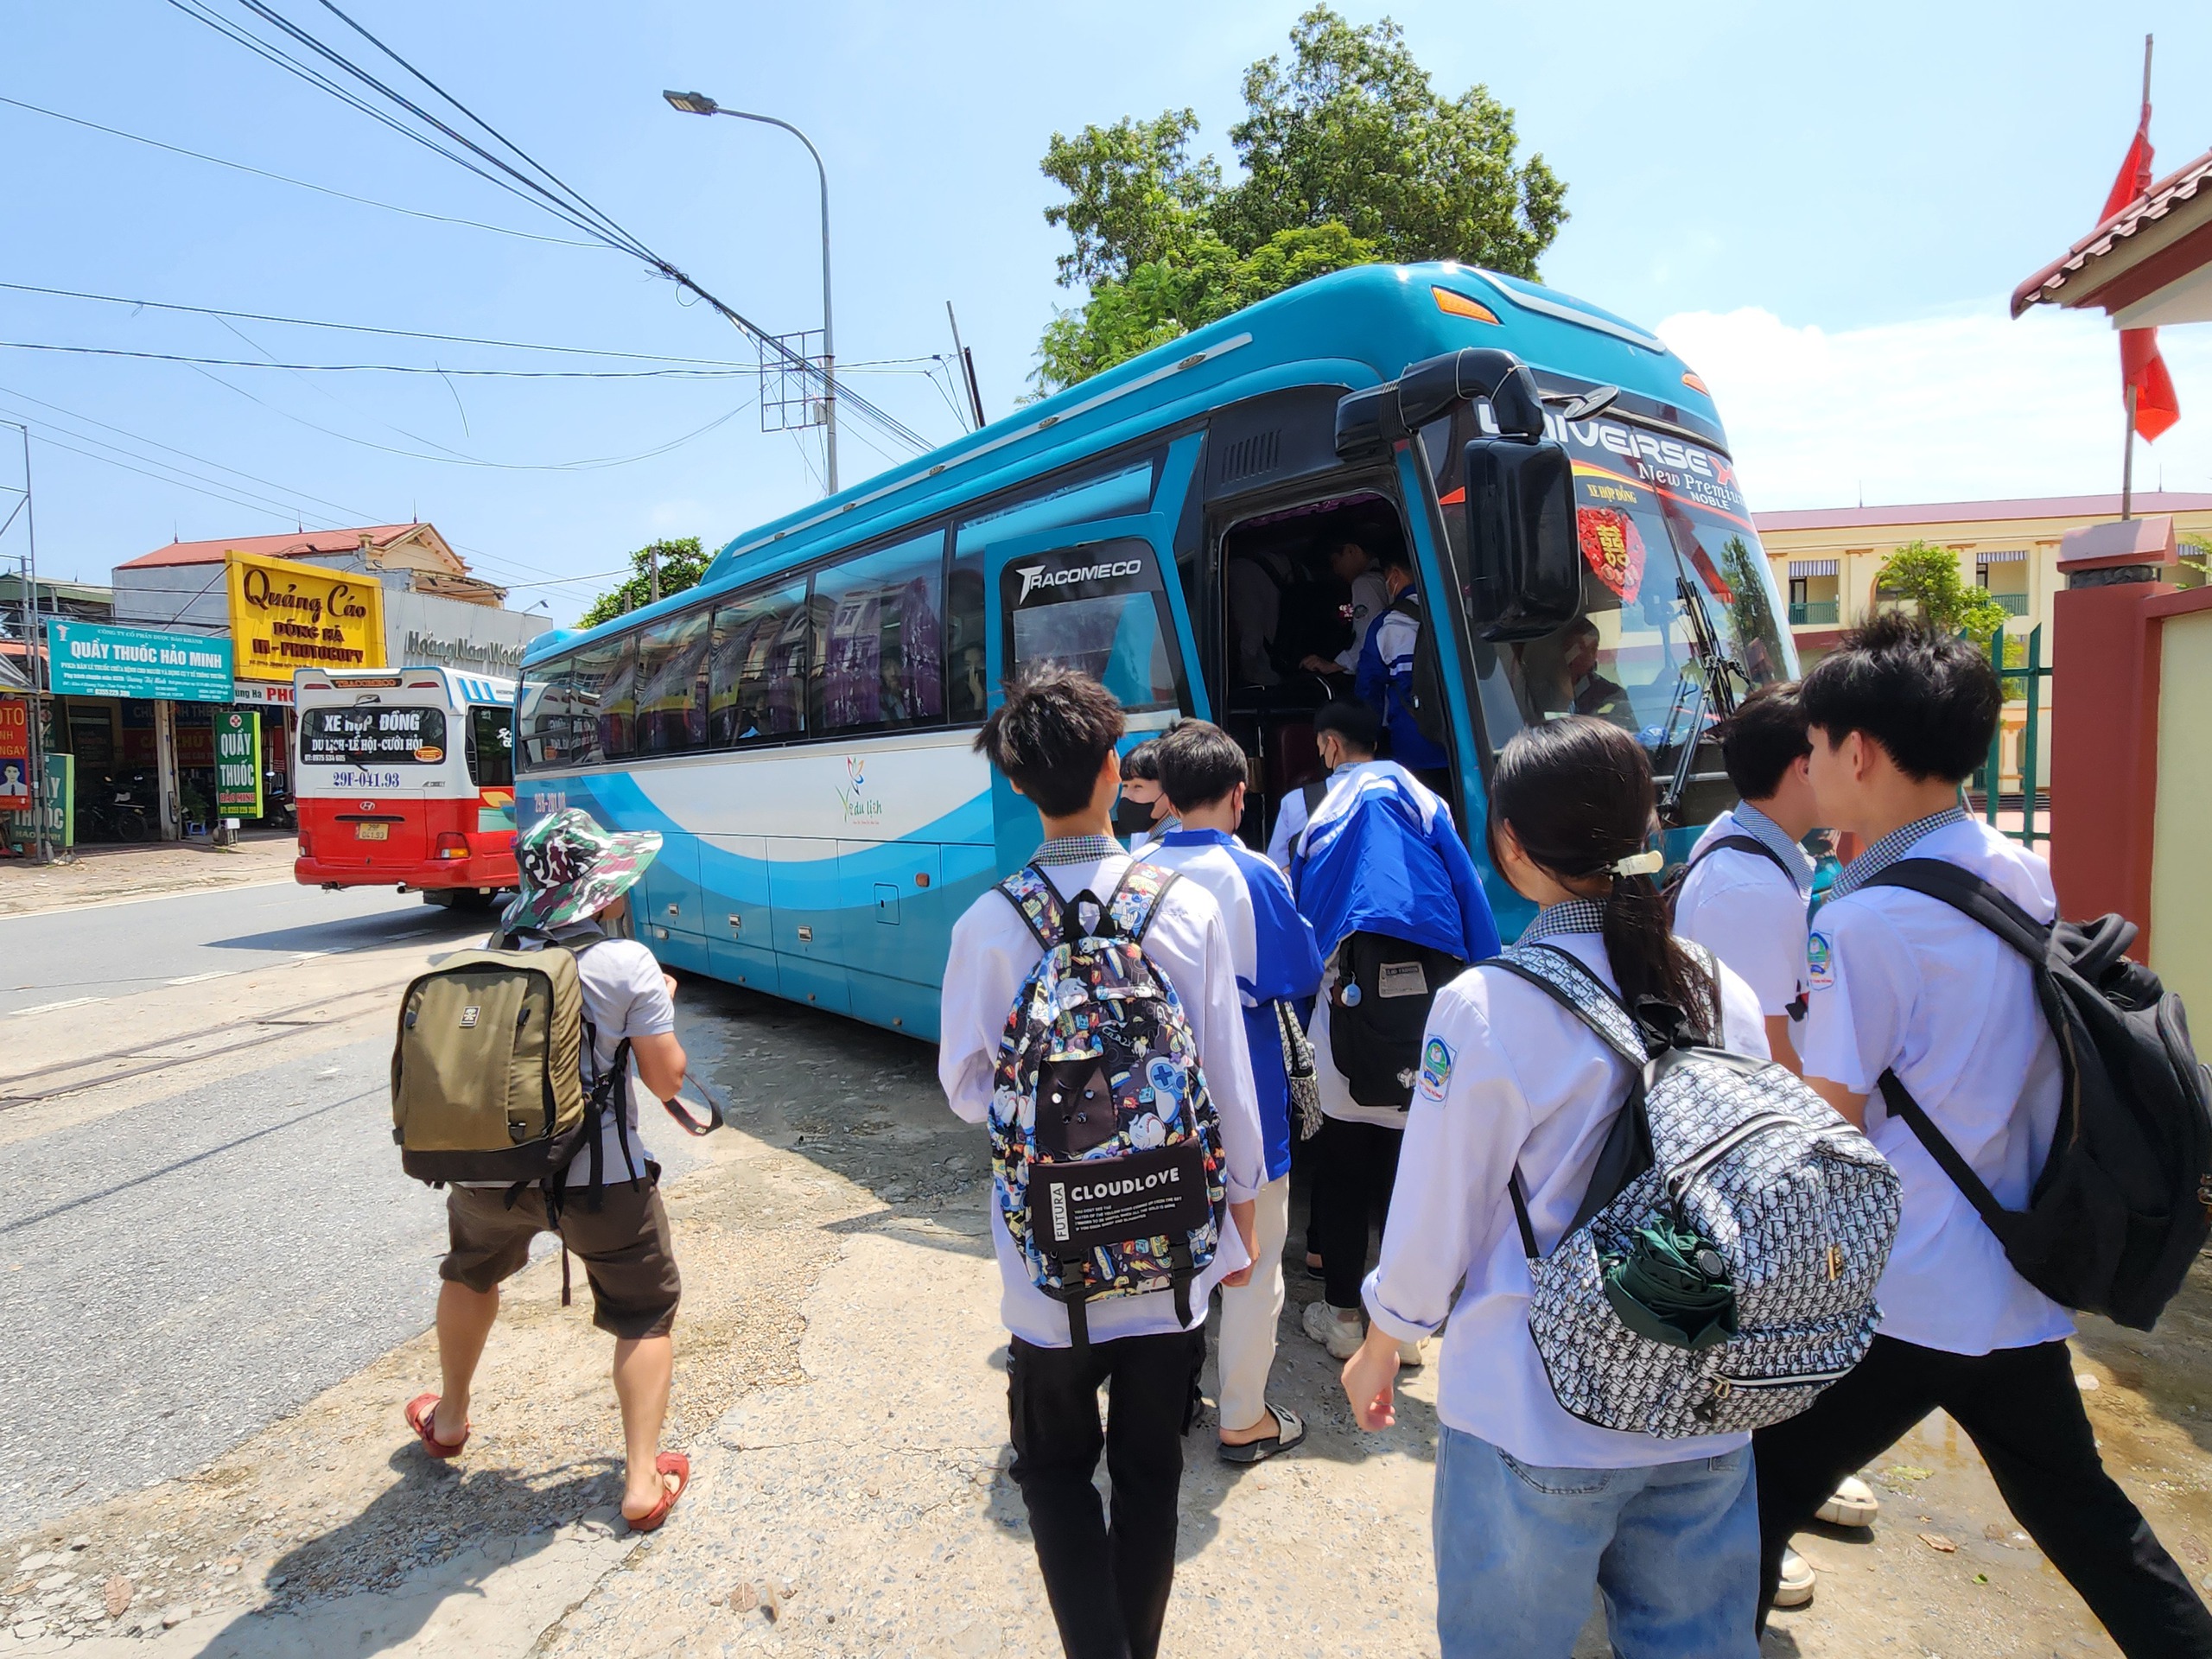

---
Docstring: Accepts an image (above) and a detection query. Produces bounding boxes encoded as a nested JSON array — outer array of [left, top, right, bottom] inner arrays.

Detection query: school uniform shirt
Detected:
[[1140, 828, 1325, 1181], [1362, 902, 1771, 1467], [1354, 587, 1448, 772], [1673, 802, 1817, 1020], [938, 836, 1269, 1349], [1798, 809, 2073, 1357], [1265, 761, 1354, 873], [1126, 813, 1181, 858], [1334, 569, 1393, 675]]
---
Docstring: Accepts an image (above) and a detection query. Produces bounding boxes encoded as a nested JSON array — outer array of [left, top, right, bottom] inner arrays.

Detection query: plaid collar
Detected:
[[1732, 801, 1816, 897], [1518, 897, 1609, 944], [1831, 804, 1968, 899], [1032, 834, 1124, 867]]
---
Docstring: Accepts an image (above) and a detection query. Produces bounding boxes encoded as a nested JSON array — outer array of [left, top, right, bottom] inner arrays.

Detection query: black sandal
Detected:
[[1218, 1403, 1306, 1465]]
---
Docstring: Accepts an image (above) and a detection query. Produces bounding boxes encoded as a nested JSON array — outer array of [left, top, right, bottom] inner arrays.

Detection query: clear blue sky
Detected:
[[7, 1, 2210, 618]]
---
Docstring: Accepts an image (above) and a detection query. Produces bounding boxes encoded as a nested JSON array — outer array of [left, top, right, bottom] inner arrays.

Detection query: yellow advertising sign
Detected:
[[226, 551, 386, 682]]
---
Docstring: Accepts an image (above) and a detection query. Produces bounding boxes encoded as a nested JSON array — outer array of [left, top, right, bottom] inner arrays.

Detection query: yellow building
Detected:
[[1751, 491, 2212, 790], [1752, 491, 2212, 663]]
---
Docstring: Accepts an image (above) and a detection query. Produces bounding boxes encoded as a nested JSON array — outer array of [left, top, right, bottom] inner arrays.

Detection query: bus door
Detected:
[[981, 510, 1203, 874]]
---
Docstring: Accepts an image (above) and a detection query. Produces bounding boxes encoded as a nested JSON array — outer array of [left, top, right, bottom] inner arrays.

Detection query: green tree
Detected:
[[581, 537, 709, 629], [1032, 7, 1566, 393], [1874, 541, 2009, 644]]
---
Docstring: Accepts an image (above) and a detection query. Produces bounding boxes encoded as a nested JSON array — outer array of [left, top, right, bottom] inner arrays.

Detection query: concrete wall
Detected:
[[2150, 599, 2212, 1017], [382, 587, 552, 678]]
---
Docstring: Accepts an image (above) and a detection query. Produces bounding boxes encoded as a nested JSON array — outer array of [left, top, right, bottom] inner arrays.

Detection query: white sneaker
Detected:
[[1815, 1474, 1880, 1529], [1301, 1300, 1363, 1360], [1397, 1338, 1426, 1369], [1773, 1546, 1815, 1610]]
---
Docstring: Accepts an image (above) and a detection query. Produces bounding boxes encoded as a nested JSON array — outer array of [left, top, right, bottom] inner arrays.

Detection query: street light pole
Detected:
[[664, 91, 837, 495]]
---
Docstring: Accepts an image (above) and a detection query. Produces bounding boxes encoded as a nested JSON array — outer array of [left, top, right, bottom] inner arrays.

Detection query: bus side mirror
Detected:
[[1462, 437, 1580, 641]]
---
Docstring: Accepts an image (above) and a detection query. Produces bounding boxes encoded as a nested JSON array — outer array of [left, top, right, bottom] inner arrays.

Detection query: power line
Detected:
[[0, 93, 604, 250], [0, 281, 758, 368], [0, 342, 748, 378], [169, 0, 935, 457]]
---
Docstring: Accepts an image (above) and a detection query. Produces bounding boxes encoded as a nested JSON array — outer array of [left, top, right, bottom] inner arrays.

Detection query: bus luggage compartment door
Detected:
[[635, 830, 709, 975], [767, 836, 849, 1014], [702, 833, 777, 995], [838, 839, 942, 1034]]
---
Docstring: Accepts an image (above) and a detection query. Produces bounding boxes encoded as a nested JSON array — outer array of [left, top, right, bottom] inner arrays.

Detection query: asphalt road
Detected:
[[1, 880, 445, 1016], [0, 885, 710, 1539]]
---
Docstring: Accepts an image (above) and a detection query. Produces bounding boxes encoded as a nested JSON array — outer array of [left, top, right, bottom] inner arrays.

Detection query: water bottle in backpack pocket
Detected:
[[1496, 942, 1903, 1437], [988, 863, 1228, 1355]]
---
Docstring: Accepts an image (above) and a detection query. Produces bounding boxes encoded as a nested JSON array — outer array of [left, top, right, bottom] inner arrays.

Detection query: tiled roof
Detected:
[[116, 524, 423, 569], [2012, 144, 2212, 316], [1754, 491, 2212, 535]]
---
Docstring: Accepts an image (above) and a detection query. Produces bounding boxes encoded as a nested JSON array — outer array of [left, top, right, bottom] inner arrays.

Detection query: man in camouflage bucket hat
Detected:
[[409, 804, 696, 1532], [502, 807, 663, 935]]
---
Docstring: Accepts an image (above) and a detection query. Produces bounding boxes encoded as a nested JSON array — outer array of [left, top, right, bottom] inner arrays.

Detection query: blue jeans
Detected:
[[1433, 1427, 1760, 1659]]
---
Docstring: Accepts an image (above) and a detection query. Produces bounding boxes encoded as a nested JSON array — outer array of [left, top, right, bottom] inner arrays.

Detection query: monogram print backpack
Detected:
[[989, 862, 1227, 1355]]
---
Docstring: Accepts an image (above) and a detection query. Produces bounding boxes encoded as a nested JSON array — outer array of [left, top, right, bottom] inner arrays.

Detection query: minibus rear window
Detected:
[[302, 705, 449, 766]]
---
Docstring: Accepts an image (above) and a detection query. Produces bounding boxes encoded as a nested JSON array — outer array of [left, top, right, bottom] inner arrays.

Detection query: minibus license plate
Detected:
[[356, 823, 389, 841]]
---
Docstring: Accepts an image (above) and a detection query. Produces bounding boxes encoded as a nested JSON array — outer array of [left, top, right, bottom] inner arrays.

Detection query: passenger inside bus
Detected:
[[1215, 493, 1413, 850]]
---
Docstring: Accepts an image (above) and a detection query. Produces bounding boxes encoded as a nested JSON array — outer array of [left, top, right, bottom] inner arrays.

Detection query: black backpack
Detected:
[[1328, 931, 1467, 1109], [1865, 859, 2212, 1331], [1660, 834, 1795, 926]]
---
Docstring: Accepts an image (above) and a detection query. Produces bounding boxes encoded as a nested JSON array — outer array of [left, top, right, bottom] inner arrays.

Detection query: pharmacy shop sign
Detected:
[[215, 709, 264, 817], [49, 620, 234, 702]]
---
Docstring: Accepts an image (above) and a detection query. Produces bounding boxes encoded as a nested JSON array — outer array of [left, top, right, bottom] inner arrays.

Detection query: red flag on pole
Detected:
[[2104, 86, 2180, 440]]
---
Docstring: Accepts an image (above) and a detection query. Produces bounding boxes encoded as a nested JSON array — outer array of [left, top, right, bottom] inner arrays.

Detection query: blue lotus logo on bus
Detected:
[[837, 756, 882, 826]]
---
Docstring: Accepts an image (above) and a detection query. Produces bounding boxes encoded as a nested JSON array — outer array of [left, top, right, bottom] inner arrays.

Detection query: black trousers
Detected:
[[1754, 1334, 2212, 1657], [1007, 1327, 1205, 1659], [1315, 1114, 1403, 1310]]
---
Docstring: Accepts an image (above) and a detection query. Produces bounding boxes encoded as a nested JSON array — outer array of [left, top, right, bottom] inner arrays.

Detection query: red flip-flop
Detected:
[[404, 1394, 468, 1459], [625, 1452, 690, 1533]]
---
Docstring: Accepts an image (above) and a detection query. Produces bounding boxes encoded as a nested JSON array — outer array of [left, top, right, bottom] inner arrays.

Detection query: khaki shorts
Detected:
[[441, 1174, 682, 1340]]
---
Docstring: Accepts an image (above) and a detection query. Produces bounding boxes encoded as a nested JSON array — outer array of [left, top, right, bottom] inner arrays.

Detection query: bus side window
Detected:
[[469, 706, 514, 788], [518, 656, 571, 771], [947, 539, 986, 723], [635, 607, 713, 754], [706, 581, 808, 747], [810, 529, 946, 734], [1000, 537, 1185, 713]]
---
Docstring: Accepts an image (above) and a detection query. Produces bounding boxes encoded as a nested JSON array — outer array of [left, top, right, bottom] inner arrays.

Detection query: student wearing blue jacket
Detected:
[[1289, 699, 1501, 1360], [1354, 544, 1449, 781], [1143, 721, 1325, 1465]]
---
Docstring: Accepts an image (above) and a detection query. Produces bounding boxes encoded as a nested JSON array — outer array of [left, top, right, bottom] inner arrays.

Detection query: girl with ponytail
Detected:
[[1338, 715, 1772, 1659]]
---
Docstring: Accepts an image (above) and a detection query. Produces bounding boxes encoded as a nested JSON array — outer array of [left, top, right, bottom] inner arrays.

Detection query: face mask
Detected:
[[1112, 799, 1157, 838]]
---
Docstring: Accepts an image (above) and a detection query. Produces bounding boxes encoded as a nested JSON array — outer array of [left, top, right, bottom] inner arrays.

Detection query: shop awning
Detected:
[[1976, 548, 2030, 564], [1788, 559, 1839, 578]]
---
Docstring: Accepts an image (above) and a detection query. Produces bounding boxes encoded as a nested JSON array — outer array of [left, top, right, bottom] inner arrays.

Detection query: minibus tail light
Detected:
[[435, 831, 472, 861]]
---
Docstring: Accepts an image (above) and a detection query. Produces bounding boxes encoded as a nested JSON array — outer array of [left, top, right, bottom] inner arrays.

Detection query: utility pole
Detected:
[[647, 543, 660, 605], [2121, 34, 2152, 524], [1, 422, 48, 864], [945, 302, 985, 430], [664, 92, 838, 494]]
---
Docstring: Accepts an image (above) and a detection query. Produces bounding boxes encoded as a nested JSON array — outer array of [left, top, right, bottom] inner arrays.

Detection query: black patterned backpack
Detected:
[[988, 863, 1228, 1357], [1497, 942, 1902, 1437]]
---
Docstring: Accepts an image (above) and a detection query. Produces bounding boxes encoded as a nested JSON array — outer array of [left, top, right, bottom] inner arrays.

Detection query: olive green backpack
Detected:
[[391, 933, 624, 1188]]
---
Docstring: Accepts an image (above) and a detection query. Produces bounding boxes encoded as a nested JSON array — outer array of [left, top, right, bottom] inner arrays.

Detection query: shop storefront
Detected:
[[44, 620, 234, 842]]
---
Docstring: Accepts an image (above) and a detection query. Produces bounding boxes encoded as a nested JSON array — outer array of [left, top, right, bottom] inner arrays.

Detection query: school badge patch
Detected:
[[1417, 1036, 1454, 1101], [1806, 931, 1834, 990]]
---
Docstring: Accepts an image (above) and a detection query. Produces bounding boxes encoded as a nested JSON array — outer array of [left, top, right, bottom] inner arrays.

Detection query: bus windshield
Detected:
[[300, 704, 450, 767], [1437, 410, 1792, 803]]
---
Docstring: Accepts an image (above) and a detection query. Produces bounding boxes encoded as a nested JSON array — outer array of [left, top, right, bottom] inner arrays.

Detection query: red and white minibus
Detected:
[[293, 666, 519, 902]]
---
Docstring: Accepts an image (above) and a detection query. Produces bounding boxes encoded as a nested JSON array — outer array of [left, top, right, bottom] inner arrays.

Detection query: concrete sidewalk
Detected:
[[0, 836, 298, 917]]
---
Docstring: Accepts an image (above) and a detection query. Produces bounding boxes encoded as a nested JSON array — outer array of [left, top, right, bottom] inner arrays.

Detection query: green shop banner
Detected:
[[49, 620, 234, 702], [215, 709, 263, 817], [6, 753, 73, 850]]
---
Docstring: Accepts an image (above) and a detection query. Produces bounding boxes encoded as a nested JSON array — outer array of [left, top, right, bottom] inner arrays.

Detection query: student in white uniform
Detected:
[[938, 668, 1267, 1659], [1142, 720, 1325, 1465], [1342, 716, 1770, 1659], [1673, 685, 1821, 1067], [1296, 526, 1395, 679], [1751, 617, 2212, 1654], [1112, 736, 1178, 854]]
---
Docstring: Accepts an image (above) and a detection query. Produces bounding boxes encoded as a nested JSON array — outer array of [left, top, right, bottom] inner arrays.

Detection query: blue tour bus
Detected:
[[514, 262, 1795, 1040]]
